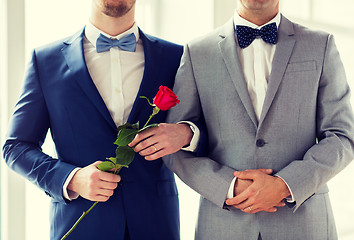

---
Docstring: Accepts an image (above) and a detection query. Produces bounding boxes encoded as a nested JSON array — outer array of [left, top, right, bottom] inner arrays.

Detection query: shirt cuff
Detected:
[[63, 168, 81, 201], [275, 175, 295, 203], [178, 121, 200, 152], [226, 177, 237, 199]]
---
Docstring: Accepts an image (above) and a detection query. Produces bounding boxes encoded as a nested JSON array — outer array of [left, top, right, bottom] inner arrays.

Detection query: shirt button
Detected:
[[115, 88, 121, 94], [256, 139, 266, 147]]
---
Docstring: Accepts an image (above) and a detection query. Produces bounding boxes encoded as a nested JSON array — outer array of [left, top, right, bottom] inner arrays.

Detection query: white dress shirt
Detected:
[[227, 11, 294, 202]]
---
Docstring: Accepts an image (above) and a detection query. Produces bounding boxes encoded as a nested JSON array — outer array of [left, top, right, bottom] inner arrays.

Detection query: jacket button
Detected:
[[256, 139, 265, 147]]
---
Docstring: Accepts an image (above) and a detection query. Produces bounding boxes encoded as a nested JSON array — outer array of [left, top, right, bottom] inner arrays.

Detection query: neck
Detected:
[[90, 5, 135, 36], [237, 3, 279, 26]]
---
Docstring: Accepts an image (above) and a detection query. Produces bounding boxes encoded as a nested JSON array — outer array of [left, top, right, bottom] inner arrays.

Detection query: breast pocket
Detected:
[[285, 60, 317, 73]]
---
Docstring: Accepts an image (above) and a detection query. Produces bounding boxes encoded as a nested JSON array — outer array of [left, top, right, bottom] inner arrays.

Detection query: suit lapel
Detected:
[[61, 28, 117, 131], [218, 19, 258, 127], [127, 29, 162, 124], [259, 16, 296, 126]]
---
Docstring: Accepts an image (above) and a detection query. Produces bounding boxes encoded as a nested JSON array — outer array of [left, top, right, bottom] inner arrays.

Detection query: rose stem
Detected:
[[60, 201, 99, 240]]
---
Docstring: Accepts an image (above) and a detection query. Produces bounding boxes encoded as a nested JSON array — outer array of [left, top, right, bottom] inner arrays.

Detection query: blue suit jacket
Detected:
[[3, 28, 183, 240]]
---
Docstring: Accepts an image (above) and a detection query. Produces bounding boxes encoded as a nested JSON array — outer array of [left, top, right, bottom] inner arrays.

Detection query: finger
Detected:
[[99, 181, 118, 190], [232, 197, 254, 210], [275, 201, 286, 207], [240, 205, 256, 214], [226, 182, 256, 206], [144, 149, 168, 161], [128, 128, 155, 147], [264, 207, 278, 213], [97, 188, 114, 198], [93, 161, 103, 167], [94, 195, 110, 202], [233, 169, 262, 180], [99, 172, 121, 183], [132, 136, 157, 153], [138, 143, 160, 157], [257, 169, 273, 174], [226, 190, 251, 206], [241, 206, 278, 214]]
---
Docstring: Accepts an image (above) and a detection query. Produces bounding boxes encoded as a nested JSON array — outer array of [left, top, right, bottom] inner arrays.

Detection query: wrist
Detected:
[[275, 176, 291, 199], [179, 123, 193, 147], [67, 170, 80, 193]]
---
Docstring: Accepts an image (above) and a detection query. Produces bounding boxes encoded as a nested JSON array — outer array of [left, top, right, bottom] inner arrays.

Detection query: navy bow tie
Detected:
[[96, 33, 137, 53], [236, 22, 278, 49]]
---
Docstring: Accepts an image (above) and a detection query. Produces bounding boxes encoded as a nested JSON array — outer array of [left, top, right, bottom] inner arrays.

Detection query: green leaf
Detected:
[[117, 122, 139, 133], [138, 123, 159, 133], [97, 161, 115, 172], [116, 164, 130, 169], [106, 157, 117, 164], [115, 146, 135, 167], [115, 128, 138, 146]]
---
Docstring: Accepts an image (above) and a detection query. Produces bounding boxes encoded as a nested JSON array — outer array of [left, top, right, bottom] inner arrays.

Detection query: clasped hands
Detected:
[[225, 169, 291, 214]]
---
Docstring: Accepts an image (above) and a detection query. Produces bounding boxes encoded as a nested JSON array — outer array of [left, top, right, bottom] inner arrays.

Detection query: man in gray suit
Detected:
[[163, 0, 354, 239]]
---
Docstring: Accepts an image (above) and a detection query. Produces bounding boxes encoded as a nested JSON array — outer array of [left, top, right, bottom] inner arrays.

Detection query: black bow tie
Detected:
[[236, 22, 278, 49]]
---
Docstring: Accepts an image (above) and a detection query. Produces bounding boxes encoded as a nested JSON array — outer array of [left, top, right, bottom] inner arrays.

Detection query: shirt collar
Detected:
[[84, 21, 140, 47], [233, 11, 281, 29]]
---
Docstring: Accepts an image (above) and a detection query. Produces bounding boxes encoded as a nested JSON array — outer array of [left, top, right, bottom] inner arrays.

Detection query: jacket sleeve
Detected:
[[163, 44, 236, 209], [276, 35, 354, 211], [2, 50, 77, 203]]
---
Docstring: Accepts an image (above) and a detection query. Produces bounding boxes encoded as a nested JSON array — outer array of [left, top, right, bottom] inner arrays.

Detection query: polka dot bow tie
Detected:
[[236, 22, 278, 49]]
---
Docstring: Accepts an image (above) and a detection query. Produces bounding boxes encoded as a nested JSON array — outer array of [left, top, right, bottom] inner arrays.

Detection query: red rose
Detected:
[[153, 86, 180, 111]]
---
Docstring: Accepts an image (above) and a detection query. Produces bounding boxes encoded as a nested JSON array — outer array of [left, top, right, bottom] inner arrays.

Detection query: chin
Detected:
[[102, 0, 135, 18]]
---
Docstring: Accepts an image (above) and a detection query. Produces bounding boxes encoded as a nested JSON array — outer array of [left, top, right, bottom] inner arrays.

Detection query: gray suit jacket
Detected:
[[164, 15, 354, 240]]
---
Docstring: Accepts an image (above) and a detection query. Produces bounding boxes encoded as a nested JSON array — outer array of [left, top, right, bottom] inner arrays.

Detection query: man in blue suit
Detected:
[[2, 0, 194, 239]]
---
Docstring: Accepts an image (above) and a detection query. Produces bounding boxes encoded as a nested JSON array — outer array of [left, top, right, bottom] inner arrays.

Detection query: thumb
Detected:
[[234, 168, 273, 178], [233, 169, 259, 179], [92, 161, 103, 167], [258, 168, 273, 174]]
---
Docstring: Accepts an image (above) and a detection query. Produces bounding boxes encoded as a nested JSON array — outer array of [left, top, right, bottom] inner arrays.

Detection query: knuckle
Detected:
[[134, 134, 142, 141], [139, 150, 147, 156], [140, 141, 148, 149], [166, 142, 172, 149], [161, 129, 169, 136], [88, 179, 96, 188], [107, 174, 115, 182], [88, 190, 95, 199], [249, 188, 257, 194], [113, 176, 120, 183], [91, 171, 99, 179]]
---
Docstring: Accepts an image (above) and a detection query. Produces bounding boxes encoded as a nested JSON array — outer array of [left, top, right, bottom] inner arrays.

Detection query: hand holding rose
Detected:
[[129, 86, 193, 160], [129, 123, 193, 160], [68, 161, 121, 202]]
